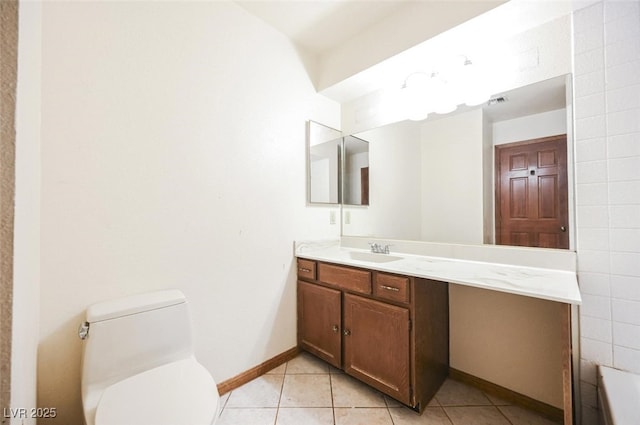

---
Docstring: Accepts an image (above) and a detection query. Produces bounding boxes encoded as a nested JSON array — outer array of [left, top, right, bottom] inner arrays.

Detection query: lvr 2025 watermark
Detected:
[[3, 407, 57, 419]]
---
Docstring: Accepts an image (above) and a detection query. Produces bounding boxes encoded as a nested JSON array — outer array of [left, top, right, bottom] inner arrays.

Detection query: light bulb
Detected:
[[402, 73, 434, 121], [458, 58, 490, 107], [429, 73, 457, 115]]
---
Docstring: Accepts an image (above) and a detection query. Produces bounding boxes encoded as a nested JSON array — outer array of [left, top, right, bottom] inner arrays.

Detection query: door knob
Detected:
[[332, 325, 339, 333], [343, 329, 351, 336], [560, 226, 567, 232]]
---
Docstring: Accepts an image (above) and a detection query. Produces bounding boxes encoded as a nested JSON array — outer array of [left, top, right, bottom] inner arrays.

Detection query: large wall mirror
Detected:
[[342, 74, 575, 250]]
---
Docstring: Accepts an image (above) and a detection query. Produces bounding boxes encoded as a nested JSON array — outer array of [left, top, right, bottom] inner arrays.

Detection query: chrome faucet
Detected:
[[369, 242, 391, 254]]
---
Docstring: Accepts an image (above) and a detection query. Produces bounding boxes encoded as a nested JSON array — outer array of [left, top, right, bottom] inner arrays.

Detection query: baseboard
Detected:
[[217, 346, 300, 395], [449, 368, 563, 424]]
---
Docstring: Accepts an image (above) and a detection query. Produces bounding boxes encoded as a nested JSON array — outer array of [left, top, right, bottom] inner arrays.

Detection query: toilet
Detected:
[[79, 289, 220, 425]]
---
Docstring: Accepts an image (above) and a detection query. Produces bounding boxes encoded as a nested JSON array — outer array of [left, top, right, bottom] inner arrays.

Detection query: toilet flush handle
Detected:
[[78, 322, 90, 340]]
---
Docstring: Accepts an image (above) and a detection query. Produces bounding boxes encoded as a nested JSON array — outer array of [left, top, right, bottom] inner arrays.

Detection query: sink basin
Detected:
[[347, 251, 403, 263]]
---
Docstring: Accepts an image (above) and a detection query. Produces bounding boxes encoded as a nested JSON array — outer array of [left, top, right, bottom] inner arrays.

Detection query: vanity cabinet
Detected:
[[296, 258, 449, 412]]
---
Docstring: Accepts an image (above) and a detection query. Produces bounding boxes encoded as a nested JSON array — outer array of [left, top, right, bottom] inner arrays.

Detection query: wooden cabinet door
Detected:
[[297, 281, 342, 368], [343, 293, 411, 404]]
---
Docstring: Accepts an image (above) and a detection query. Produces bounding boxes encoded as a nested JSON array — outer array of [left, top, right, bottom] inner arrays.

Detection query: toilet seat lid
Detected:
[[95, 358, 219, 425]]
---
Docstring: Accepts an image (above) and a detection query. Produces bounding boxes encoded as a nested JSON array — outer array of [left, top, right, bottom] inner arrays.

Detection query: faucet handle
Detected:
[[369, 242, 392, 254]]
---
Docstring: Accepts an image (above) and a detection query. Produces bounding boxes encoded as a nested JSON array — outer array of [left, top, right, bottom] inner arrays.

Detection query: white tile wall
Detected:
[[574, 1, 640, 423], [580, 294, 612, 320], [611, 299, 640, 325], [577, 228, 610, 251], [609, 181, 640, 204], [581, 316, 613, 342], [577, 205, 609, 228], [613, 345, 640, 373], [580, 337, 613, 365], [610, 228, 640, 252], [577, 161, 608, 184], [608, 134, 640, 158], [611, 275, 640, 300], [578, 272, 611, 297], [606, 85, 640, 112]]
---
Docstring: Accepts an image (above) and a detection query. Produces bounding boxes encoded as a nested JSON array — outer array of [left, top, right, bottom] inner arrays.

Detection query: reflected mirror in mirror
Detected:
[[342, 74, 574, 250], [343, 136, 369, 206], [308, 121, 342, 204]]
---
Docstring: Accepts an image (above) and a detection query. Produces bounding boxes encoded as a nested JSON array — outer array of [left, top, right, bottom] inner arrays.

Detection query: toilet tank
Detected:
[[81, 290, 195, 390]]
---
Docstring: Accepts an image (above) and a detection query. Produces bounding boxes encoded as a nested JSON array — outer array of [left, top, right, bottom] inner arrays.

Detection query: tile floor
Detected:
[[217, 352, 560, 425]]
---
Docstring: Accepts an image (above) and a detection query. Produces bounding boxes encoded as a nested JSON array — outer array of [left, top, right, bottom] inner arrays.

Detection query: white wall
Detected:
[[450, 286, 564, 408], [11, 1, 41, 424], [38, 2, 339, 424], [482, 112, 494, 244], [493, 108, 568, 145], [420, 109, 484, 244], [573, 2, 640, 424]]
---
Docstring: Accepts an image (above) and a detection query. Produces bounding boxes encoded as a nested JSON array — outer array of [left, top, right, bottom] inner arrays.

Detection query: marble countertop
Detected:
[[295, 242, 581, 305]]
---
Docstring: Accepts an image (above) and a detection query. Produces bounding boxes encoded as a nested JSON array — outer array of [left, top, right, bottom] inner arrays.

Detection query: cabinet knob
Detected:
[[332, 325, 339, 333], [343, 329, 351, 336]]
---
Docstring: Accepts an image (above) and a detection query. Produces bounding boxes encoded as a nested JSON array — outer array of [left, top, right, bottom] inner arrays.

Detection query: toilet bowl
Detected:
[[79, 290, 220, 425]]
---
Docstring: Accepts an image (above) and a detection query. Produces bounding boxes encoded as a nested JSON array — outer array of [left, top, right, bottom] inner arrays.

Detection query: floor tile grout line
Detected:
[[329, 371, 337, 425], [272, 367, 286, 425], [383, 396, 394, 425], [493, 403, 516, 425], [482, 387, 517, 425], [440, 404, 456, 425], [218, 389, 231, 417], [385, 401, 396, 425], [491, 401, 516, 425]]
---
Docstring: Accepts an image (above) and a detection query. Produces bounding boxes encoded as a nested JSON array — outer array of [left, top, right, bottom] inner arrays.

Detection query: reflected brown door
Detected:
[[361, 167, 369, 205], [495, 135, 569, 249]]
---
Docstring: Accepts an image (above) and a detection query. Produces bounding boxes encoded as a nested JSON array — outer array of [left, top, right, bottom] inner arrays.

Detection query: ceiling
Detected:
[[235, 0, 414, 54], [235, 1, 575, 123], [235, 0, 508, 95]]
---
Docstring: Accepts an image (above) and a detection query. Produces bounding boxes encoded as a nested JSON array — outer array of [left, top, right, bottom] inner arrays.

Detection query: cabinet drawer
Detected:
[[297, 259, 316, 280], [318, 263, 372, 294], [374, 273, 410, 304]]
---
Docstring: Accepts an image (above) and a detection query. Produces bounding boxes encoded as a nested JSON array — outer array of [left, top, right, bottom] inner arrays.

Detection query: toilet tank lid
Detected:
[[86, 290, 186, 323]]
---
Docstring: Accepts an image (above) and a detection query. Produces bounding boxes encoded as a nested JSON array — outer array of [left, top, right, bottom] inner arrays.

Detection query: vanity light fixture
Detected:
[[430, 72, 457, 115], [458, 57, 491, 107], [401, 55, 491, 121], [402, 72, 434, 121]]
